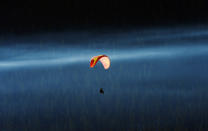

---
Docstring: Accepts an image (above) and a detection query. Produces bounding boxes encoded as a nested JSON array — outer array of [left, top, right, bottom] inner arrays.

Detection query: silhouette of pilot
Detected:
[[100, 88, 104, 94]]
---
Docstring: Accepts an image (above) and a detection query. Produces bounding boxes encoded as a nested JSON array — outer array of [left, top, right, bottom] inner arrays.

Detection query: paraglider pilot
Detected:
[[100, 88, 104, 94]]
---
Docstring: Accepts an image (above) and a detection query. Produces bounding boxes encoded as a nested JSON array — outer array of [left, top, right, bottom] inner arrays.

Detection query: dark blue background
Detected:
[[0, 26, 208, 130]]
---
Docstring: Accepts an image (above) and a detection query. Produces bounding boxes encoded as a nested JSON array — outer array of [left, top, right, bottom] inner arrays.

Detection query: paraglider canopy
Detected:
[[90, 55, 110, 69]]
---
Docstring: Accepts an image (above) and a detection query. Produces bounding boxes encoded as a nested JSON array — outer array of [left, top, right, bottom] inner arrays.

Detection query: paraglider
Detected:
[[90, 55, 110, 69], [100, 88, 104, 94]]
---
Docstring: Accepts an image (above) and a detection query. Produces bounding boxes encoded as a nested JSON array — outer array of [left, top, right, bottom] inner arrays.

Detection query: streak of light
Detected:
[[0, 45, 208, 70]]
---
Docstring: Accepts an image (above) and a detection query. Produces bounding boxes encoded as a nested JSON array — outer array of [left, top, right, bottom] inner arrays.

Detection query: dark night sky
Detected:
[[0, 0, 208, 34]]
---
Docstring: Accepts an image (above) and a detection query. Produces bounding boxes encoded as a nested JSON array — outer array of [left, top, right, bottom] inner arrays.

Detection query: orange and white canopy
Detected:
[[90, 55, 110, 70]]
